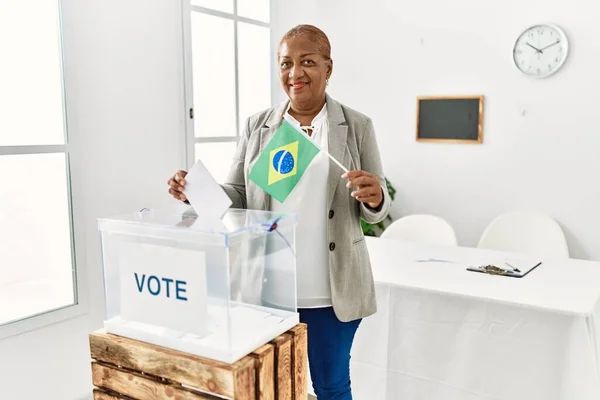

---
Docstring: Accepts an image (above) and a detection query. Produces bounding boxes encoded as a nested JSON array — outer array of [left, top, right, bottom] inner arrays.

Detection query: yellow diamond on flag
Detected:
[[249, 120, 320, 203], [268, 141, 298, 185]]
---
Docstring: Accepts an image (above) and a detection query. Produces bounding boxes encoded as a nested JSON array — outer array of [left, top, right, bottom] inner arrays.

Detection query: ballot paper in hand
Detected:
[[183, 160, 232, 222]]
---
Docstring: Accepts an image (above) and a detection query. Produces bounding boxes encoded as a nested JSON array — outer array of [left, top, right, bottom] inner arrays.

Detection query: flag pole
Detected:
[[325, 152, 348, 173], [283, 117, 349, 173]]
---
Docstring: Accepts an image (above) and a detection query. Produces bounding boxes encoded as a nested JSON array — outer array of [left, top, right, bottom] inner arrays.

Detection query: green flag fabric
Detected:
[[248, 119, 321, 203]]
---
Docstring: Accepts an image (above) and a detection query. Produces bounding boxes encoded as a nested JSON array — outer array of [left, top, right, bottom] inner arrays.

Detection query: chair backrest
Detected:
[[380, 214, 458, 246], [477, 212, 569, 258]]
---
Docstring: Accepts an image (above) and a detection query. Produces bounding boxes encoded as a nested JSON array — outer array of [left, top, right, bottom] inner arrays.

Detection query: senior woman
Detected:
[[168, 25, 390, 400]]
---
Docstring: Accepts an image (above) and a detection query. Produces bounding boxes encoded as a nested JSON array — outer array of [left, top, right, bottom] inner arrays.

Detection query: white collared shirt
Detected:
[[270, 103, 332, 308]]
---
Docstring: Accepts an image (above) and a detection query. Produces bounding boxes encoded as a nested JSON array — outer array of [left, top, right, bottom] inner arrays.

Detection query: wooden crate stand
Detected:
[[89, 323, 308, 400]]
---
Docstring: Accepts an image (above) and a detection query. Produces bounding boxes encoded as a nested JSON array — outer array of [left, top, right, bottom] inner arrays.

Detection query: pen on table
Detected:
[[505, 262, 520, 272]]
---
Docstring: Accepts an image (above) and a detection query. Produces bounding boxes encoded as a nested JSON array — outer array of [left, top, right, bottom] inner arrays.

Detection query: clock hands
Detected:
[[540, 39, 560, 51], [526, 42, 543, 53], [525, 39, 560, 54]]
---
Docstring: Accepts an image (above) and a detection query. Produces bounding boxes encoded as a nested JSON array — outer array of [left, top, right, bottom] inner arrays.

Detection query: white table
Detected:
[[350, 237, 600, 400]]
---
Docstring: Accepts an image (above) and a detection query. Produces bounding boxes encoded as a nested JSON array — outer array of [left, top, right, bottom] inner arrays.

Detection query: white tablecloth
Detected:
[[350, 237, 600, 400]]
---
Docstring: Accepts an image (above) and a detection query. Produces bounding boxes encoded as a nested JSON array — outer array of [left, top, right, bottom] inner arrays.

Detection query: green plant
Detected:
[[361, 178, 396, 237]]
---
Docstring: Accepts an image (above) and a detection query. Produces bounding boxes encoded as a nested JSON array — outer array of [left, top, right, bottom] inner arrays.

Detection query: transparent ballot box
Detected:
[[98, 206, 298, 364]]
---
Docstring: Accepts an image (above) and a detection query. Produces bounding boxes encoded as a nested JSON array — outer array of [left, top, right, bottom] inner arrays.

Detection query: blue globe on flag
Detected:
[[272, 150, 295, 174]]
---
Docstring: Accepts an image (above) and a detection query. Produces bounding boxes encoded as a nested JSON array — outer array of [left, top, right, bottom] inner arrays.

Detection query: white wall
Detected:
[[271, 0, 600, 261], [0, 0, 187, 398]]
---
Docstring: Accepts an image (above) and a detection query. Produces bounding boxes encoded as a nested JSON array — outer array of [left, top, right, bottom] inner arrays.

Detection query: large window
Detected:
[[184, 0, 272, 182], [0, 0, 79, 335]]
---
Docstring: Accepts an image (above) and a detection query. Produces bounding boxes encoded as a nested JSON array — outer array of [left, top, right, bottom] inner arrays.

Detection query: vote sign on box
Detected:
[[117, 241, 208, 336]]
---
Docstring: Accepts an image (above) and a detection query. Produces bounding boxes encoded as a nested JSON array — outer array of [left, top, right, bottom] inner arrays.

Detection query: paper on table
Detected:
[[466, 255, 542, 277], [415, 258, 456, 263], [183, 160, 232, 222]]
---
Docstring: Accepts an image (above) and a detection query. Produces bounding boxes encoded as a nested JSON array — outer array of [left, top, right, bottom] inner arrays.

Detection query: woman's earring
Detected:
[[326, 78, 329, 86]]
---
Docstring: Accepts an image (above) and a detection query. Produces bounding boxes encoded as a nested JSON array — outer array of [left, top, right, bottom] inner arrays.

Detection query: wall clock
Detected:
[[513, 24, 569, 78]]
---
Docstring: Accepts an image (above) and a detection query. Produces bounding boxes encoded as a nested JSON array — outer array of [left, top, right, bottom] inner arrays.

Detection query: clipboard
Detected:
[[466, 262, 542, 278]]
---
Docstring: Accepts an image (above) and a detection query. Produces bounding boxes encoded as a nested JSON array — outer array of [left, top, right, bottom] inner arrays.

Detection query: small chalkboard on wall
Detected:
[[416, 95, 484, 143]]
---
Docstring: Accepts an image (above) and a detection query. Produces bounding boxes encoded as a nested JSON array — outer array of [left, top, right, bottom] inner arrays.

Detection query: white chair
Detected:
[[381, 214, 458, 246], [477, 212, 569, 258]]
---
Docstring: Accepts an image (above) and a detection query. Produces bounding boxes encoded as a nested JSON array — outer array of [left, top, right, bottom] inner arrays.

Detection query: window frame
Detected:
[[181, 0, 272, 169], [0, 0, 87, 340]]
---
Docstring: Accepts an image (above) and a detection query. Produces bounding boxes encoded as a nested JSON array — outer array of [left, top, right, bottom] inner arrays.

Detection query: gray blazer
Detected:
[[222, 94, 390, 322]]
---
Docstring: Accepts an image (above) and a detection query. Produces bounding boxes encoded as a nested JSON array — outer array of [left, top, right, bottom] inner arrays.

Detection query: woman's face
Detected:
[[278, 36, 332, 107]]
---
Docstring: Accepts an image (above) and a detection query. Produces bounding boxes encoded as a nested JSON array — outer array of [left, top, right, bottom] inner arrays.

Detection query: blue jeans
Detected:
[[299, 307, 362, 400]]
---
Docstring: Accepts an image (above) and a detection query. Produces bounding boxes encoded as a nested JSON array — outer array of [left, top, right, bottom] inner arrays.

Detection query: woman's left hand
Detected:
[[342, 170, 383, 209]]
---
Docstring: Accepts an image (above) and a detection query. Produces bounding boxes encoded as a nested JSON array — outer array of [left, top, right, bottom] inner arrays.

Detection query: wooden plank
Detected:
[[233, 355, 256, 400], [249, 343, 275, 400], [271, 334, 292, 400], [92, 362, 219, 400], [89, 331, 254, 399], [288, 324, 308, 400], [93, 388, 130, 400]]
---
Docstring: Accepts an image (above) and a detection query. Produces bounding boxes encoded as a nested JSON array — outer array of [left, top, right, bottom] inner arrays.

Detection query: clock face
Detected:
[[513, 24, 568, 78]]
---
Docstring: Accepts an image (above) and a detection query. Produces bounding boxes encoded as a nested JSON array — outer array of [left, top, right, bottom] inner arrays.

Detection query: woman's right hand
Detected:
[[168, 170, 188, 202]]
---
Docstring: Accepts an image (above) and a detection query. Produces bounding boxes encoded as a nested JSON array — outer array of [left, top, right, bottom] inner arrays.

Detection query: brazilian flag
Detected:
[[249, 120, 320, 203]]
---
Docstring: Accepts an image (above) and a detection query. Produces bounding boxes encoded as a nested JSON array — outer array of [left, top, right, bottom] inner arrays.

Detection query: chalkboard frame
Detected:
[[416, 95, 484, 144]]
